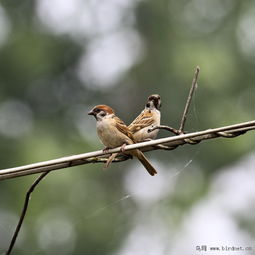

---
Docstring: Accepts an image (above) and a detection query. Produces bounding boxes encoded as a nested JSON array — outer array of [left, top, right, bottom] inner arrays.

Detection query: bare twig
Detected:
[[148, 125, 180, 135], [150, 67, 200, 137], [5, 171, 50, 255], [0, 120, 255, 181], [179, 66, 200, 132]]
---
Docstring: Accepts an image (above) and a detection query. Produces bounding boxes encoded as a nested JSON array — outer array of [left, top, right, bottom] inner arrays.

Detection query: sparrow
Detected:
[[104, 94, 161, 168], [88, 104, 157, 176], [128, 94, 161, 142]]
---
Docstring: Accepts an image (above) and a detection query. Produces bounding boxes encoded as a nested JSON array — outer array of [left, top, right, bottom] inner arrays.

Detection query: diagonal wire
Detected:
[[0, 120, 255, 181]]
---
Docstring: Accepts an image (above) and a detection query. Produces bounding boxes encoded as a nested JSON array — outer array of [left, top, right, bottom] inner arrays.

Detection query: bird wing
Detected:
[[128, 110, 154, 133], [114, 116, 134, 141]]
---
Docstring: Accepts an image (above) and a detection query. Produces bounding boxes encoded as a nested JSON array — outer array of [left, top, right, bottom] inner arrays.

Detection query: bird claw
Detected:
[[120, 144, 127, 153], [103, 147, 111, 153]]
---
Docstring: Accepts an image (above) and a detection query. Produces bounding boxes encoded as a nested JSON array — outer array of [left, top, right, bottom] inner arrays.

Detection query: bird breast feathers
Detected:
[[96, 115, 134, 147]]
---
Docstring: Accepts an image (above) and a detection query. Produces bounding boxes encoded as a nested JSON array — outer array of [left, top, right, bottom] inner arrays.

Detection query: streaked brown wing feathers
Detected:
[[114, 116, 134, 140], [128, 110, 154, 133]]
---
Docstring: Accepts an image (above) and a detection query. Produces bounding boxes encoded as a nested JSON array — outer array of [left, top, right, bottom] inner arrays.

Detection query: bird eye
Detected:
[[146, 103, 150, 107]]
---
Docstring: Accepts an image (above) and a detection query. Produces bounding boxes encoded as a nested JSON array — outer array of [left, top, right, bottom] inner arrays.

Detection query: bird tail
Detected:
[[133, 149, 157, 176]]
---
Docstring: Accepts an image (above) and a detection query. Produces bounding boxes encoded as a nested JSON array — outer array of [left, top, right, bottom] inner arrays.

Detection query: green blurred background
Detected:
[[0, 0, 255, 254]]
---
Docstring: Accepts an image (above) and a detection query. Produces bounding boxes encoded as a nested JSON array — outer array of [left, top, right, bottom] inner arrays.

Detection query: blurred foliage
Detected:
[[0, 0, 255, 254]]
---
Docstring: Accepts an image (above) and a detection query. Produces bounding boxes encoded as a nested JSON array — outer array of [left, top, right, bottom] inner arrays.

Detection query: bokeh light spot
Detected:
[[0, 100, 33, 138]]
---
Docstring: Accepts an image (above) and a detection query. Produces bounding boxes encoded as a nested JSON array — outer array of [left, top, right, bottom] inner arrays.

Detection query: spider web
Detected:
[[84, 194, 131, 220]]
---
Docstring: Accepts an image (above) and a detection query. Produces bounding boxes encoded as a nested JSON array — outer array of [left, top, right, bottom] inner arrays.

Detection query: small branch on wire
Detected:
[[149, 66, 200, 146], [5, 171, 50, 255], [149, 66, 200, 138], [179, 66, 200, 133], [148, 125, 181, 135]]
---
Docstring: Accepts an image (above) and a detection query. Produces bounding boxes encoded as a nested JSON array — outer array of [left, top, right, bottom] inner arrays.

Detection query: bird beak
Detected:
[[88, 110, 94, 116]]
